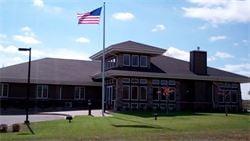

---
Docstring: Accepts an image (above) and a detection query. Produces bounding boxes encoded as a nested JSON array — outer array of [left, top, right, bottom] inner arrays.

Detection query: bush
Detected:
[[0, 124, 8, 133], [12, 124, 20, 132]]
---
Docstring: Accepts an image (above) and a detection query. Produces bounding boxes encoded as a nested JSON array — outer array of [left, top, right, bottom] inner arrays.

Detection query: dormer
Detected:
[[90, 41, 166, 71]]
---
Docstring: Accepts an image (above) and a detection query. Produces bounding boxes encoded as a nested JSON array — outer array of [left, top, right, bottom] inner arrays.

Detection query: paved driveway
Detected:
[[0, 110, 111, 126]]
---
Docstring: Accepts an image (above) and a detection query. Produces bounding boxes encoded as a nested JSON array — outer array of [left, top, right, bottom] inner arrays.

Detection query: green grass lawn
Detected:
[[1, 112, 250, 141]]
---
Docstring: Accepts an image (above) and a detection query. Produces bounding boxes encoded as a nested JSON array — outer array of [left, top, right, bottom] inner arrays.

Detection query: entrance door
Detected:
[[106, 86, 113, 110]]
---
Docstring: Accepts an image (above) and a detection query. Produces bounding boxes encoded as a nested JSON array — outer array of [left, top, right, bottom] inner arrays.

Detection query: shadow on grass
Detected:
[[17, 132, 33, 136], [107, 116, 176, 131], [115, 111, 212, 118], [111, 124, 163, 129]]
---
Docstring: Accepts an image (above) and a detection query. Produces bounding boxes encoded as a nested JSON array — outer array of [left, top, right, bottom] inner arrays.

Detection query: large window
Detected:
[[131, 86, 138, 100], [123, 54, 130, 66], [140, 86, 147, 100], [105, 57, 117, 70], [122, 85, 130, 100], [140, 56, 147, 67], [152, 87, 159, 101], [0, 83, 9, 97], [74, 87, 85, 100], [37, 85, 48, 99], [131, 55, 139, 67]]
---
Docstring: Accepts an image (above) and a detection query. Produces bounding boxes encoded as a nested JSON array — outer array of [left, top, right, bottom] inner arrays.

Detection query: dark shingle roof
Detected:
[[0, 58, 101, 86], [151, 55, 249, 80], [1, 45, 249, 85], [90, 41, 166, 60]]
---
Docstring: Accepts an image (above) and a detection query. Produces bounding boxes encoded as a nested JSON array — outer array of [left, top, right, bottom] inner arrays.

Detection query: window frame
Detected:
[[74, 87, 85, 100], [36, 85, 49, 99], [131, 85, 139, 101], [123, 54, 130, 66], [131, 55, 139, 67], [140, 55, 147, 67], [122, 85, 130, 100], [0, 83, 9, 98], [140, 86, 147, 101]]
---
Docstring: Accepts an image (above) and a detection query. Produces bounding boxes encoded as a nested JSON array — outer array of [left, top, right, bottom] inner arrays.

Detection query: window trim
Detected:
[[140, 86, 147, 101], [59, 86, 62, 100], [140, 55, 147, 67], [36, 85, 48, 99], [122, 85, 130, 100], [74, 87, 85, 100], [0, 83, 9, 98], [131, 55, 139, 67], [123, 54, 130, 66], [131, 86, 139, 101]]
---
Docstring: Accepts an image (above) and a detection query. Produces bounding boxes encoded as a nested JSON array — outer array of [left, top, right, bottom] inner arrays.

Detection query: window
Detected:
[[122, 78, 130, 83], [37, 85, 48, 99], [0, 83, 9, 97], [161, 80, 168, 86], [123, 54, 130, 66], [140, 79, 147, 84], [152, 80, 160, 85], [74, 87, 85, 100], [122, 85, 130, 100], [131, 78, 139, 84], [160, 87, 166, 101], [131, 103, 138, 110], [168, 80, 176, 86], [169, 89, 176, 101], [105, 57, 117, 69], [131, 55, 139, 67], [131, 86, 138, 100], [152, 87, 159, 101], [231, 91, 237, 102], [140, 56, 147, 67], [140, 86, 147, 100]]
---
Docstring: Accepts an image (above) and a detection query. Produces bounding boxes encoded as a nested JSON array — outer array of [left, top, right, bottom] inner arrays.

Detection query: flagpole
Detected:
[[101, 2, 106, 117]]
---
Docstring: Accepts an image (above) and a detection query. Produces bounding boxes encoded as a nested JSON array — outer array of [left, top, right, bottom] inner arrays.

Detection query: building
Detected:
[[0, 41, 249, 112]]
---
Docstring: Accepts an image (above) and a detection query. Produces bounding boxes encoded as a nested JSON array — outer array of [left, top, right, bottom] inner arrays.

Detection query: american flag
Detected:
[[77, 7, 102, 24]]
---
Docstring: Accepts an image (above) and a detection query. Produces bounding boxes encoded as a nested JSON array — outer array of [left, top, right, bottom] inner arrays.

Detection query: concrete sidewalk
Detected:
[[0, 109, 112, 126]]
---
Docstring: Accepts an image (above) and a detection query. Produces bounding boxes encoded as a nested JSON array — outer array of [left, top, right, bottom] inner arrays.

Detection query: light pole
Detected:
[[18, 48, 31, 124]]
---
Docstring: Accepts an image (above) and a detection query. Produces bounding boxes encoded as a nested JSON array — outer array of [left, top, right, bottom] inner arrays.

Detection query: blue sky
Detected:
[[0, 0, 249, 99]]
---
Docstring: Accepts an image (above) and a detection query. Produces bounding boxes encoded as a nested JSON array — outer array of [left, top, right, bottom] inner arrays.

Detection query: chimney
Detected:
[[190, 47, 207, 75]]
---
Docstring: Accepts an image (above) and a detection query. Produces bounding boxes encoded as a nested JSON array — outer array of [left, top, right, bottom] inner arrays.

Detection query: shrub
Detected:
[[0, 124, 8, 133], [12, 124, 20, 132]]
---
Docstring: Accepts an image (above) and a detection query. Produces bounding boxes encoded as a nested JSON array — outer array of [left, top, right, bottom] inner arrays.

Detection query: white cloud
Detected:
[[164, 47, 189, 61], [242, 39, 248, 43], [187, 0, 228, 7], [75, 37, 90, 44], [13, 26, 41, 45], [33, 0, 44, 8], [198, 24, 208, 30], [112, 12, 135, 21], [33, 0, 63, 14], [13, 35, 41, 45], [209, 35, 227, 42], [183, 0, 250, 25], [0, 34, 7, 39], [221, 63, 250, 77], [207, 56, 216, 62], [215, 51, 234, 59], [151, 24, 166, 32], [233, 42, 239, 46]]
